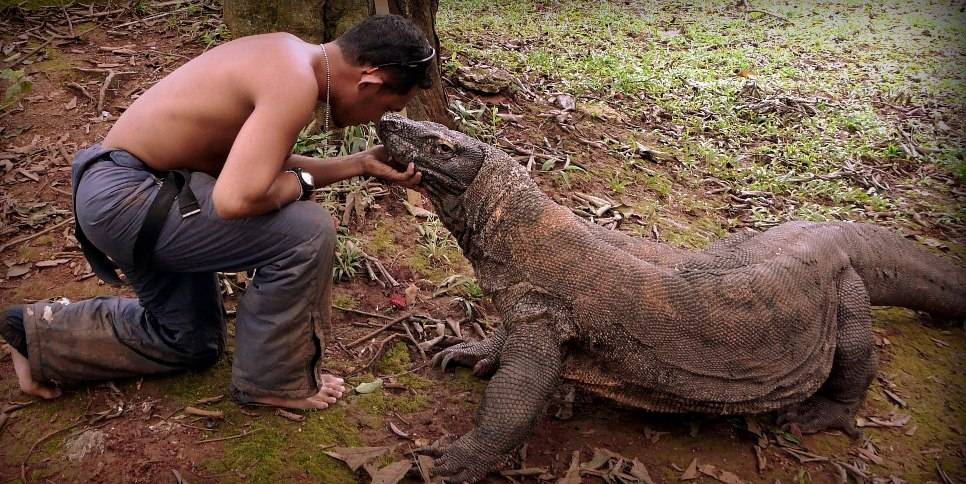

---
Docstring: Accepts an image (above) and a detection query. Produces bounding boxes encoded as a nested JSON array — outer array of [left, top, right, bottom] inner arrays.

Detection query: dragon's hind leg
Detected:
[[778, 268, 877, 438]]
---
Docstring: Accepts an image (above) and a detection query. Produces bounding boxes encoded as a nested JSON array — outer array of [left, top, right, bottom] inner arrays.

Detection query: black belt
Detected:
[[133, 169, 201, 272], [74, 154, 200, 285]]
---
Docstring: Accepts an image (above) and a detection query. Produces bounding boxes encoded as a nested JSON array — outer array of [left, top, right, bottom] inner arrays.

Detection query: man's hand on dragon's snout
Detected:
[[358, 145, 423, 190]]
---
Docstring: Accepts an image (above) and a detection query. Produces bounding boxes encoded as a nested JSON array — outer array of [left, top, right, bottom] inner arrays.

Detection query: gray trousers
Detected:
[[22, 146, 334, 402]]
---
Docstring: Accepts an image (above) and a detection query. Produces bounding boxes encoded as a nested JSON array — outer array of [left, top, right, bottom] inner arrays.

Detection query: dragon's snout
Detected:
[[377, 112, 408, 141]]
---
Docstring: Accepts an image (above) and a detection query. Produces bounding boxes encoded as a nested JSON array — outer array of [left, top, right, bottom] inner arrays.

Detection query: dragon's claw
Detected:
[[431, 338, 502, 377]]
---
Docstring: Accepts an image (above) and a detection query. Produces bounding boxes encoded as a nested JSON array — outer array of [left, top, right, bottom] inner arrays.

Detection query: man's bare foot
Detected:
[[252, 374, 345, 410], [11, 349, 61, 399]]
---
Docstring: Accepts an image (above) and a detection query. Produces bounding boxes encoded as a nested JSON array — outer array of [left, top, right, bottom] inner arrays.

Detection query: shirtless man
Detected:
[[1, 15, 432, 410]]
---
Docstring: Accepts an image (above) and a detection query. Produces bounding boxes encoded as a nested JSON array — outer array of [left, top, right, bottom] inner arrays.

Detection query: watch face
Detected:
[[300, 170, 314, 187]]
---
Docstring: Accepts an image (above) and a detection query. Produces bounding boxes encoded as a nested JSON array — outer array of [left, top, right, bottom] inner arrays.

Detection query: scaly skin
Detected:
[[377, 113, 966, 483]]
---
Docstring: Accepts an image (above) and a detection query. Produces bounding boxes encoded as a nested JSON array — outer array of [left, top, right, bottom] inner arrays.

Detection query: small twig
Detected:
[[96, 70, 117, 114], [176, 421, 212, 431], [195, 428, 259, 444], [66, 82, 95, 102], [74, 7, 127, 21], [333, 305, 393, 320], [347, 313, 412, 348], [22, 420, 85, 482], [746, 9, 791, 24], [113, 6, 194, 29], [379, 362, 429, 380], [16, 36, 55, 66], [356, 333, 404, 374], [62, 4, 75, 37], [2, 401, 37, 413], [362, 252, 398, 287], [183, 406, 224, 419], [0, 217, 74, 253], [274, 408, 305, 422], [402, 322, 426, 360]]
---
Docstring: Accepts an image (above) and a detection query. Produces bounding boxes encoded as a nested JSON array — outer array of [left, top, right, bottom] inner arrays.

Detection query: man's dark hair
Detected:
[[336, 15, 434, 94]]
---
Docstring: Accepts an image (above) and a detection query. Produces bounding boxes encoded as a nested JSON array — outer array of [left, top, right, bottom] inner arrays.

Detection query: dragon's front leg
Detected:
[[420, 312, 563, 482], [431, 326, 507, 377]]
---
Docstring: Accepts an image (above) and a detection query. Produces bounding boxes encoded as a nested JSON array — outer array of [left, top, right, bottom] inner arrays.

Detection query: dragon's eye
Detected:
[[435, 139, 455, 154]]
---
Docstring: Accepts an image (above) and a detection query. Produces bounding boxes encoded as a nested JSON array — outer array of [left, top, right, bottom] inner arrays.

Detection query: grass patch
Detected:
[[439, 0, 966, 230]]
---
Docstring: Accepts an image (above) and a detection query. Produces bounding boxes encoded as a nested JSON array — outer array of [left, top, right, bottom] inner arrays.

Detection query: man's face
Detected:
[[331, 85, 417, 128]]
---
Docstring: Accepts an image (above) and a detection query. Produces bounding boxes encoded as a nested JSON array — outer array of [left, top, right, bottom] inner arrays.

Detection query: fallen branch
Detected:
[[0, 217, 74, 253], [347, 313, 412, 348]]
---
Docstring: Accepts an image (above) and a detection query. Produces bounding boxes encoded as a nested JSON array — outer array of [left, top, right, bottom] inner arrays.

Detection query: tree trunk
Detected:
[[222, 0, 451, 126]]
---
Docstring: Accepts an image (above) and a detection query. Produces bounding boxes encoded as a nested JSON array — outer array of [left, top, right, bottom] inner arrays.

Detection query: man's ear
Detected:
[[358, 71, 385, 92]]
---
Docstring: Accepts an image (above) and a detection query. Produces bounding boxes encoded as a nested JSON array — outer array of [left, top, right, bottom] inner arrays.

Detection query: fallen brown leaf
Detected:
[[856, 414, 910, 428], [681, 458, 699, 480], [35, 258, 69, 268], [6, 264, 30, 278], [559, 450, 581, 484], [368, 460, 412, 484], [323, 446, 389, 471], [698, 464, 745, 484], [388, 421, 410, 440], [630, 459, 655, 484]]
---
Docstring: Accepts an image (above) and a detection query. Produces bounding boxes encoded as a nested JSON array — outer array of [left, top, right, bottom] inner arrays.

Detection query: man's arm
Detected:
[[285, 147, 422, 189], [211, 78, 315, 219]]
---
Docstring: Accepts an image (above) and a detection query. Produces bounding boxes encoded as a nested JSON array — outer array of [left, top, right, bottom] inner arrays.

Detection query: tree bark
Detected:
[[222, 0, 451, 126], [385, 0, 450, 127]]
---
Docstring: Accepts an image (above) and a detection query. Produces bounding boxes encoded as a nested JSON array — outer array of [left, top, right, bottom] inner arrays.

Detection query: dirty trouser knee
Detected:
[[24, 146, 334, 396], [23, 273, 224, 385]]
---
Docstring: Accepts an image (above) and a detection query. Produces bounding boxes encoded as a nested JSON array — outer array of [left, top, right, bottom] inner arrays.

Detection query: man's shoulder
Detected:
[[218, 34, 318, 102]]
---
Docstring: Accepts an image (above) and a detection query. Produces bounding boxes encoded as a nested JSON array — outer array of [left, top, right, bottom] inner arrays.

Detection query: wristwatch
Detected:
[[288, 167, 315, 201]]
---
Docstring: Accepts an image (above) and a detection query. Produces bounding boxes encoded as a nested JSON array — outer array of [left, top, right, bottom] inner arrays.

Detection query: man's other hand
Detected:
[[358, 145, 422, 188]]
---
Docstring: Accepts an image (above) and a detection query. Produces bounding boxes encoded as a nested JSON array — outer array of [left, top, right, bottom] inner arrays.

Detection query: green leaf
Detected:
[[354, 378, 383, 394], [1, 69, 32, 105], [540, 158, 556, 171]]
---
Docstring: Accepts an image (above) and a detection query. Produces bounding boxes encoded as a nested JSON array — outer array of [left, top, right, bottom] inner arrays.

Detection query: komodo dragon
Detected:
[[377, 113, 966, 483]]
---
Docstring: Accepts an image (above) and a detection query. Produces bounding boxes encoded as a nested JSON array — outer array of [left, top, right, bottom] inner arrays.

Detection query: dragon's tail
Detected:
[[832, 222, 966, 319]]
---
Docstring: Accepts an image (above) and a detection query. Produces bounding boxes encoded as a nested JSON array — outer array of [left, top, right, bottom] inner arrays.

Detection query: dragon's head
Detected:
[[377, 112, 488, 200]]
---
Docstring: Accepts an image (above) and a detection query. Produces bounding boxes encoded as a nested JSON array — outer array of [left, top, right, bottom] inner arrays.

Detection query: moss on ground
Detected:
[[365, 221, 398, 258], [203, 405, 362, 483]]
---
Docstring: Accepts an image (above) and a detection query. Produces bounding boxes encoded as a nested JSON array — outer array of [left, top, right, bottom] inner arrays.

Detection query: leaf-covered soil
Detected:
[[1, 1, 964, 483]]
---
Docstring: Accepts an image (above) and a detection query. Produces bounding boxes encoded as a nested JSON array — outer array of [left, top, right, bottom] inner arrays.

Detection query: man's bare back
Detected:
[[103, 33, 317, 176]]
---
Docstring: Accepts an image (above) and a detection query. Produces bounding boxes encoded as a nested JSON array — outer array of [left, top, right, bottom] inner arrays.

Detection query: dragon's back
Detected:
[[508, 211, 848, 413]]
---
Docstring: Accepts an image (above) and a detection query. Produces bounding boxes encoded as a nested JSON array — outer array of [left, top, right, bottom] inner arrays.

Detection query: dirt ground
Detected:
[[1, 2, 964, 483]]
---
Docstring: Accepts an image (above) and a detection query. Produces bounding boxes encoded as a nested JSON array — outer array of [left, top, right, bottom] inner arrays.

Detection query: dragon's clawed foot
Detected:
[[777, 395, 862, 438], [431, 339, 500, 377], [416, 432, 508, 483]]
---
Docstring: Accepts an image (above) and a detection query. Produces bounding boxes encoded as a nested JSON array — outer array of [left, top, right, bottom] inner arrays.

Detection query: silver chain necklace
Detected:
[[320, 43, 332, 138]]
